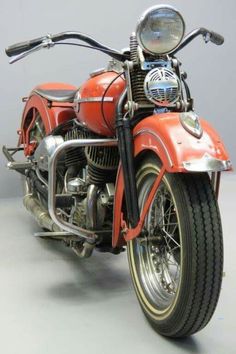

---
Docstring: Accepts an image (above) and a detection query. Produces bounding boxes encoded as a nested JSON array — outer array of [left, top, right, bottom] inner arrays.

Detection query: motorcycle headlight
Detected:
[[136, 5, 185, 55]]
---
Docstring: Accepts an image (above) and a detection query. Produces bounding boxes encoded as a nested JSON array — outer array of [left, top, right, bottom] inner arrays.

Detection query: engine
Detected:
[[64, 125, 119, 184], [64, 125, 119, 232]]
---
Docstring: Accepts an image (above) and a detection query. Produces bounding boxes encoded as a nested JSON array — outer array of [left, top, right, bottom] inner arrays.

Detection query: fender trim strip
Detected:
[[134, 129, 173, 168]]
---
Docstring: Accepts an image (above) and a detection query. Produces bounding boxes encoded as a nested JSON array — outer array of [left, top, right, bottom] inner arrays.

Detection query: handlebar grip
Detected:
[[209, 31, 224, 45], [5, 36, 46, 57]]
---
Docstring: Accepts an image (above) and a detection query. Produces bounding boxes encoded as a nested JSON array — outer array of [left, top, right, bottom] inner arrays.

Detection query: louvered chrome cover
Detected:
[[144, 67, 181, 106]]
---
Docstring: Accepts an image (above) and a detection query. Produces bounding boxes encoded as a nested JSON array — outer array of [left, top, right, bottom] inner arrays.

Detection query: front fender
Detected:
[[112, 112, 231, 248], [133, 112, 230, 172]]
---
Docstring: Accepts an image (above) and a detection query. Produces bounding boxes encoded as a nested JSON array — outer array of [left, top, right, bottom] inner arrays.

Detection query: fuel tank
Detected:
[[74, 71, 126, 136]]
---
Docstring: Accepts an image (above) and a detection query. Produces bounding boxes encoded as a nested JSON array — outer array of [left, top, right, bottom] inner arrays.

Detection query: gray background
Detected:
[[0, 2, 235, 353], [0, 0, 235, 198]]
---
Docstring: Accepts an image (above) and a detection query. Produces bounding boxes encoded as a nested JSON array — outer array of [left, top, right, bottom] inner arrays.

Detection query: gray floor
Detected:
[[0, 174, 235, 354]]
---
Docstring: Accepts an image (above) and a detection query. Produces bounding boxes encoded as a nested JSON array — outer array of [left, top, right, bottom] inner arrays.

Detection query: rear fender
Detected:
[[112, 112, 231, 248], [19, 83, 76, 155]]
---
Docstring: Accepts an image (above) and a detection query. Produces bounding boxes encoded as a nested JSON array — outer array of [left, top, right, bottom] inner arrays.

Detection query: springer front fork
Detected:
[[116, 89, 166, 240], [115, 89, 140, 228]]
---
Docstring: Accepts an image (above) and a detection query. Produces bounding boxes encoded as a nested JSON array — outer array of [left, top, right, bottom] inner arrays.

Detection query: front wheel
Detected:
[[127, 156, 223, 337]]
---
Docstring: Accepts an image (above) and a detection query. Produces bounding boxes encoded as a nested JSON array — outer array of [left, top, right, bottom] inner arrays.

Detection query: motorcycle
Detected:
[[3, 4, 232, 338]]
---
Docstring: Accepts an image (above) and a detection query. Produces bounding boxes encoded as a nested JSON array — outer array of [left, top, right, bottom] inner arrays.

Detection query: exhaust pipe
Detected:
[[23, 194, 61, 232], [23, 194, 95, 258]]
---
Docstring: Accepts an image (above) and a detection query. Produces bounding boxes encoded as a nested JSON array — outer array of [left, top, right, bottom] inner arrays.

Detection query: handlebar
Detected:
[[5, 31, 127, 62], [5, 27, 224, 64], [171, 27, 224, 55]]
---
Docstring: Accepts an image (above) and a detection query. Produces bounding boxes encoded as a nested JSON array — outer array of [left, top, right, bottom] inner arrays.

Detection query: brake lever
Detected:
[[9, 36, 54, 64], [203, 31, 224, 45], [203, 32, 211, 43]]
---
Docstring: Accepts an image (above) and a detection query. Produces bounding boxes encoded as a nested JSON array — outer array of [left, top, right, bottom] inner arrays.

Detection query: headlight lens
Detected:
[[136, 5, 185, 55]]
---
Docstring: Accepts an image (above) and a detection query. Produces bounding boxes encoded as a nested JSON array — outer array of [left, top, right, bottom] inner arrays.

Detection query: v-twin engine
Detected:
[[33, 126, 119, 245], [64, 126, 119, 184]]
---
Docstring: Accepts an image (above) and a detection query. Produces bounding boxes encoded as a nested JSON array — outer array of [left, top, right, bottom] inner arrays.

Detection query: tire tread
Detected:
[[175, 173, 223, 336]]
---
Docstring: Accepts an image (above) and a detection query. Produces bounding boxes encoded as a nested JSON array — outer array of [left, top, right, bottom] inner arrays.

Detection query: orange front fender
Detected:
[[112, 112, 231, 248], [133, 112, 230, 172]]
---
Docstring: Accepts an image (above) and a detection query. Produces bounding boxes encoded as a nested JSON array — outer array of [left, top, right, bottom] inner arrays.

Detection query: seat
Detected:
[[33, 88, 77, 103]]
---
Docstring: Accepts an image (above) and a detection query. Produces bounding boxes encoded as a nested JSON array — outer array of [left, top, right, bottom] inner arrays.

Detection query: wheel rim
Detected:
[[132, 167, 181, 313]]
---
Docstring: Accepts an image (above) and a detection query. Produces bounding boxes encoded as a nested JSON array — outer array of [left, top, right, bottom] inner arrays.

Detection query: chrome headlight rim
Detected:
[[136, 5, 185, 55]]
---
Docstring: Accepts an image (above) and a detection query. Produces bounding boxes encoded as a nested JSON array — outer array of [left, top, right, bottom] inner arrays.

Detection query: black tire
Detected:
[[127, 155, 223, 337]]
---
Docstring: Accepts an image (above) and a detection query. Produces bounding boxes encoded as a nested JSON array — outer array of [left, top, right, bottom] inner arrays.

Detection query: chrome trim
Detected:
[[90, 68, 106, 78], [76, 97, 114, 103], [48, 139, 118, 241], [134, 129, 173, 167], [183, 154, 232, 172]]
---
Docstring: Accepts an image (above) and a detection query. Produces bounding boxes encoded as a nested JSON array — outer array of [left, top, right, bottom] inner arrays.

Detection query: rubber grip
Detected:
[[210, 31, 224, 45], [5, 36, 46, 57]]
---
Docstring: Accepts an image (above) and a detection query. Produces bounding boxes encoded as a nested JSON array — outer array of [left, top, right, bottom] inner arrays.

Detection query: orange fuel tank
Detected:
[[74, 71, 126, 136]]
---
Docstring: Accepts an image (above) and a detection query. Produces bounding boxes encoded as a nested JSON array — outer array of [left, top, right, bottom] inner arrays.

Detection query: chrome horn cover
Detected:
[[144, 67, 181, 106]]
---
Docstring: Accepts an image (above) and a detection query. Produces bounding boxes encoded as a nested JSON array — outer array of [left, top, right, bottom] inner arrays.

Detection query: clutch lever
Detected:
[[9, 36, 54, 64]]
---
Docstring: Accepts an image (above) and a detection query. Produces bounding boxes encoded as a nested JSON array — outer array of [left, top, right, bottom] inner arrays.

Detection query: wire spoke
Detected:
[[162, 229, 180, 248], [136, 173, 182, 307]]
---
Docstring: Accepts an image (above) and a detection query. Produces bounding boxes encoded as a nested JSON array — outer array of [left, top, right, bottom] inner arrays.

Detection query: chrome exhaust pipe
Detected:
[[23, 194, 61, 232], [23, 194, 95, 258]]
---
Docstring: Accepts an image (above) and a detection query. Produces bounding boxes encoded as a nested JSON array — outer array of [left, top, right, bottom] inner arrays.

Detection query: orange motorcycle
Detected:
[[3, 5, 232, 337]]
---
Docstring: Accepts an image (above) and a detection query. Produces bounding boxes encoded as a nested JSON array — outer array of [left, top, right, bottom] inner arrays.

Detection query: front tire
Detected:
[[127, 156, 223, 337]]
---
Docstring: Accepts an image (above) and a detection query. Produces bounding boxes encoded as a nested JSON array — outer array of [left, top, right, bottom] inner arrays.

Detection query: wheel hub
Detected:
[[152, 225, 166, 245]]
